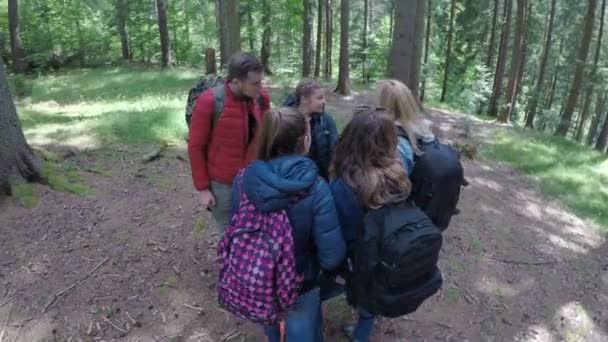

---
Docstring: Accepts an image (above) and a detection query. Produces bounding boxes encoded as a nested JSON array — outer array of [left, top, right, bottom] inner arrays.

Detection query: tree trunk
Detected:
[[324, 0, 333, 79], [205, 48, 217, 74], [420, 0, 432, 103], [390, 0, 427, 99], [555, 0, 598, 137], [156, 0, 172, 68], [588, 92, 607, 145], [116, 0, 130, 60], [361, 0, 369, 83], [498, 0, 527, 123], [576, 0, 606, 141], [247, 6, 255, 52], [218, 0, 241, 66], [0, 57, 42, 194], [440, 0, 456, 102], [335, 0, 350, 95], [486, 0, 500, 69], [303, 0, 314, 77], [526, 0, 556, 128], [261, 0, 273, 74], [8, 0, 28, 73], [488, 0, 513, 117], [596, 108, 608, 152], [315, 0, 324, 77]]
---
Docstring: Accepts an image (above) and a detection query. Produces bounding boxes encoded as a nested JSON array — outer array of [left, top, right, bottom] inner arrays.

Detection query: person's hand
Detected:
[[200, 189, 216, 210]]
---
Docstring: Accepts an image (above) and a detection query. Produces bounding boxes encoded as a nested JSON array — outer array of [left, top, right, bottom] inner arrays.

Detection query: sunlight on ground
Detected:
[[554, 302, 608, 341], [475, 275, 535, 298]]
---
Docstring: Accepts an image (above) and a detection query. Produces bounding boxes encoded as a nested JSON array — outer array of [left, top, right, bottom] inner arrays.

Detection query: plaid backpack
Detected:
[[217, 170, 303, 326]]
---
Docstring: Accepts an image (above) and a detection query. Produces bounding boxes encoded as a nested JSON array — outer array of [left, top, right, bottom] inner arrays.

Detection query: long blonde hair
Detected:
[[257, 107, 310, 161], [330, 107, 410, 209], [376, 79, 434, 154]]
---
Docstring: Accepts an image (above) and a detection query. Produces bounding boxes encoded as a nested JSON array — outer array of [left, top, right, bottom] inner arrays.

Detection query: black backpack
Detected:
[[397, 127, 465, 231], [346, 201, 443, 317]]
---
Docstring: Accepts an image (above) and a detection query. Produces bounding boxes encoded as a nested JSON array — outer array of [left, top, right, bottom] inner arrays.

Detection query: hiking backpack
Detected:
[[347, 201, 443, 318], [185, 76, 268, 128], [217, 170, 303, 326], [397, 127, 465, 231]]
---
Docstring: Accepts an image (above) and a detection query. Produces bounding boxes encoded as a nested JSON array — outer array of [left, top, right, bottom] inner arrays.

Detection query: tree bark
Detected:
[[261, 0, 273, 74], [0, 57, 42, 194], [390, 0, 427, 99], [440, 0, 456, 102], [335, 0, 350, 95], [8, 0, 28, 73], [588, 92, 607, 145], [116, 0, 130, 61], [498, 0, 527, 123], [218, 0, 241, 66], [488, 0, 513, 117], [247, 5, 255, 52], [576, 0, 606, 141], [596, 108, 608, 152], [555, 0, 598, 137], [324, 0, 333, 79], [361, 0, 369, 82], [315, 0, 324, 77], [420, 0, 432, 103], [486, 0, 500, 69], [526, 0, 556, 128], [303, 0, 314, 77], [156, 0, 172, 68]]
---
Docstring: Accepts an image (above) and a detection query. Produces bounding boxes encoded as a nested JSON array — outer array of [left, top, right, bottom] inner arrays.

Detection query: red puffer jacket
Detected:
[[188, 82, 270, 190]]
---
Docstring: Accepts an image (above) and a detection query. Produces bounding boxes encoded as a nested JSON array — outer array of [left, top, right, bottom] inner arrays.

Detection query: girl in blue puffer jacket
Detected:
[[231, 107, 346, 342]]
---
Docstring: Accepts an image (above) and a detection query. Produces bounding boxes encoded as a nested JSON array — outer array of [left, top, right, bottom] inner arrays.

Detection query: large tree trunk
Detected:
[[440, 0, 456, 102], [361, 0, 369, 83], [498, 0, 527, 123], [486, 0, 500, 69], [390, 0, 427, 99], [314, 0, 324, 77], [420, 0, 432, 103], [156, 0, 172, 68], [261, 0, 273, 74], [526, 0, 556, 128], [488, 0, 513, 117], [116, 0, 130, 60], [576, 0, 606, 141], [0, 57, 42, 194], [8, 0, 28, 73], [303, 0, 314, 77], [596, 108, 608, 152], [247, 5, 255, 52], [218, 0, 241, 66], [335, 0, 350, 95], [587, 92, 606, 145], [555, 0, 598, 137], [324, 0, 333, 79]]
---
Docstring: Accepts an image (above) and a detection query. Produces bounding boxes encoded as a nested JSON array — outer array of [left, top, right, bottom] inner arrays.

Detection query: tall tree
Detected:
[[314, 0, 324, 77], [361, 0, 369, 82], [303, 0, 314, 77], [156, 0, 172, 68], [116, 0, 130, 61], [390, 0, 427, 99], [260, 0, 273, 74], [526, 0, 557, 128], [587, 92, 607, 144], [486, 0, 501, 69], [488, 0, 513, 117], [0, 57, 42, 193], [576, 0, 606, 141], [218, 0, 241, 66], [498, 0, 527, 123], [335, 0, 350, 95], [596, 109, 608, 152], [8, 0, 28, 73], [555, 0, 598, 137], [420, 0, 432, 102], [440, 0, 457, 102], [324, 0, 333, 79], [246, 6, 255, 52]]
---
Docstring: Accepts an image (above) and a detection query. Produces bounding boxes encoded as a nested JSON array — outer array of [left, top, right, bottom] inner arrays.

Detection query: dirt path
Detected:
[[1, 97, 607, 342]]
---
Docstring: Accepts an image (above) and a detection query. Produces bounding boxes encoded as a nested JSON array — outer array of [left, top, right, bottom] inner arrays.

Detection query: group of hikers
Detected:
[[186, 53, 465, 342]]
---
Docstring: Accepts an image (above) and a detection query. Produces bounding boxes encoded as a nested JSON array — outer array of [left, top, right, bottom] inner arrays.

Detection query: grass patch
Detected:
[[193, 217, 207, 239], [445, 287, 461, 304], [483, 128, 608, 232], [11, 183, 39, 208], [471, 239, 484, 256], [41, 162, 92, 195]]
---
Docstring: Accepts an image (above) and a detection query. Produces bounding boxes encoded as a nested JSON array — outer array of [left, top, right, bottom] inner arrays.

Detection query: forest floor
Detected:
[[1, 74, 608, 342]]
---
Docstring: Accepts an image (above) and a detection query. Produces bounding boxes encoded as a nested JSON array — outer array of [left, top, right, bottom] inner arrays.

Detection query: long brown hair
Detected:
[[257, 107, 310, 161], [376, 79, 434, 154], [331, 107, 411, 209]]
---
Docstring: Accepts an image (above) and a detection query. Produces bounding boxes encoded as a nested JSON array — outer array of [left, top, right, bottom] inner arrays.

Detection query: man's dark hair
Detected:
[[227, 53, 264, 81]]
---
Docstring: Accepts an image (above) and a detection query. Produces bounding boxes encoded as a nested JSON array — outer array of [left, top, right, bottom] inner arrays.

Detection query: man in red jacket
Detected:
[[188, 54, 270, 232]]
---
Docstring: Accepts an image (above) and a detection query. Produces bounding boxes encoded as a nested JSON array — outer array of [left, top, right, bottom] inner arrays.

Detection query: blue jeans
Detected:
[[263, 287, 323, 342]]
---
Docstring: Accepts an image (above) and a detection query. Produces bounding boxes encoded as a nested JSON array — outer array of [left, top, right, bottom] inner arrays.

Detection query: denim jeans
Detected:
[[263, 287, 323, 342]]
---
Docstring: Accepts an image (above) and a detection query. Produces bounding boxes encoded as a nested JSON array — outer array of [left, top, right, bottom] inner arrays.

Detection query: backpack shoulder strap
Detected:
[[212, 84, 226, 128]]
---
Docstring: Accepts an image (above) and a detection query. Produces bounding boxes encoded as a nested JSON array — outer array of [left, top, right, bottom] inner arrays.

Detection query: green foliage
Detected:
[[11, 182, 39, 208]]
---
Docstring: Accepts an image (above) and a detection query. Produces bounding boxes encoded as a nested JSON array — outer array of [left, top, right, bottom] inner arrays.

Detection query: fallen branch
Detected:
[[402, 316, 452, 329], [183, 304, 204, 312], [141, 142, 168, 164], [102, 316, 126, 334], [485, 255, 557, 266], [220, 329, 241, 341], [0, 260, 15, 267], [43, 257, 109, 313]]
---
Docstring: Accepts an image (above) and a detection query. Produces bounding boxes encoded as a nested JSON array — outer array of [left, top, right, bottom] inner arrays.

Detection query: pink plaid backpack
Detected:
[[217, 170, 303, 326]]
